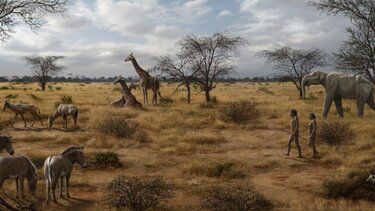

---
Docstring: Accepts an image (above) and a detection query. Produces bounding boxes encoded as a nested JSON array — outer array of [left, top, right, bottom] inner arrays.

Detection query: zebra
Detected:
[[0, 155, 38, 198], [48, 104, 78, 129], [0, 135, 14, 155], [43, 146, 88, 204], [3, 99, 43, 127]]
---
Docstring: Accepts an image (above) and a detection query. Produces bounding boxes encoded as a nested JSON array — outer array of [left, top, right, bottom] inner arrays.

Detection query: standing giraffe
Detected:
[[124, 52, 161, 105]]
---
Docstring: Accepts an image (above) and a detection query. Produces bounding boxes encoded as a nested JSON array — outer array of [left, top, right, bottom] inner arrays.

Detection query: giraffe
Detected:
[[109, 82, 137, 108], [124, 52, 161, 105], [113, 76, 142, 109]]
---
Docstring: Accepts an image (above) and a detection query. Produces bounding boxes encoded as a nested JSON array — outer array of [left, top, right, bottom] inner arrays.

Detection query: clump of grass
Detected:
[[189, 161, 246, 179], [201, 186, 273, 211], [186, 135, 227, 145], [93, 152, 121, 167], [304, 93, 317, 100], [27, 93, 42, 101], [5, 94, 17, 99], [319, 121, 353, 145], [54, 95, 74, 108], [257, 87, 274, 95], [55, 86, 62, 90], [95, 115, 139, 139], [219, 100, 259, 124], [104, 176, 173, 211], [133, 130, 152, 143], [48, 85, 53, 90], [200, 97, 219, 109], [159, 96, 173, 105], [321, 170, 375, 201], [0, 86, 9, 90]]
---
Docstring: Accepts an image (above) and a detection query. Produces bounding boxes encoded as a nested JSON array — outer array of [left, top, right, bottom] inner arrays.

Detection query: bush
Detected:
[[54, 95, 74, 108], [257, 87, 274, 95], [219, 100, 259, 124], [133, 130, 151, 143], [321, 170, 375, 201], [96, 116, 138, 138], [105, 176, 173, 211], [190, 161, 246, 179], [201, 186, 273, 211], [94, 152, 121, 167], [319, 121, 353, 145]]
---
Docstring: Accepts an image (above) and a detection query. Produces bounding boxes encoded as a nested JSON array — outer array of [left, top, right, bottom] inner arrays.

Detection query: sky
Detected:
[[0, 0, 351, 78]]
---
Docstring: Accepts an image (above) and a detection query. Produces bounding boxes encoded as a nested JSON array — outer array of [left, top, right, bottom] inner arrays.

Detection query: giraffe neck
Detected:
[[118, 81, 131, 96], [130, 58, 149, 79]]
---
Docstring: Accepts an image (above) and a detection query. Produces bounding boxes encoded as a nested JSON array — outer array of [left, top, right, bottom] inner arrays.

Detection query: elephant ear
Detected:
[[319, 74, 326, 83]]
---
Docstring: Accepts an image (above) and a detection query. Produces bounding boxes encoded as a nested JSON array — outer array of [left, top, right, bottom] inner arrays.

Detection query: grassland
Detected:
[[1, 81, 375, 210]]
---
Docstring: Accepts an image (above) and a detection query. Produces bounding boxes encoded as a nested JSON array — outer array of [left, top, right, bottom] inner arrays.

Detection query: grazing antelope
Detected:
[[3, 99, 43, 127], [367, 172, 375, 185], [0, 155, 38, 198], [43, 146, 88, 204], [48, 104, 78, 129], [0, 135, 14, 155]]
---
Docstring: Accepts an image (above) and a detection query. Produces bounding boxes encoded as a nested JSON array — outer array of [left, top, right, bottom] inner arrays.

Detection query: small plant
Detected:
[[55, 95, 73, 108], [0, 86, 9, 90], [159, 96, 174, 105], [257, 87, 274, 95], [319, 121, 353, 145], [27, 93, 42, 101], [133, 130, 151, 143], [48, 85, 53, 90], [201, 186, 273, 211], [5, 94, 18, 99], [321, 170, 375, 201], [190, 161, 246, 179], [219, 100, 259, 124], [96, 116, 138, 138], [104, 176, 173, 211], [200, 97, 219, 109], [55, 86, 62, 90], [93, 152, 121, 167]]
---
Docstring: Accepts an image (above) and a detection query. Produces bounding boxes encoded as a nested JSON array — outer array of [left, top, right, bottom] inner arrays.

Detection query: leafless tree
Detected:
[[156, 54, 199, 104], [0, 0, 69, 42], [258, 46, 329, 97], [310, 0, 375, 84], [24, 55, 65, 91], [179, 32, 247, 102]]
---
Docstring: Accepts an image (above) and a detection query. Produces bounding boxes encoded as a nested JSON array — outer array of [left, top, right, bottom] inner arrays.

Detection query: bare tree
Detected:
[[24, 55, 65, 91], [179, 33, 247, 102], [310, 0, 375, 84], [0, 0, 69, 42], [156, 54, 199, 104], [258, 46, 328, 97]]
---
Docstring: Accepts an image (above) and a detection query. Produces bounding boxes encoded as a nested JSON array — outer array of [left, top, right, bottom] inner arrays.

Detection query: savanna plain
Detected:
[[1, 81, 375, 211]]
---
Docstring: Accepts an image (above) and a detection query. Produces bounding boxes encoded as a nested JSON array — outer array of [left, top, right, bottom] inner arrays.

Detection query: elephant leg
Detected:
[[323, 94, 335, 117], [357, 101, 365, 117], [334, 97, 344, 117], [366, 94, 375, 111]]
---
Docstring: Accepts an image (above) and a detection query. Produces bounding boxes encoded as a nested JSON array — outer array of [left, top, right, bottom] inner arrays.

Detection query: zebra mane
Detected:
[[61, 146, 83, 155], [21, 154, 37, 176]]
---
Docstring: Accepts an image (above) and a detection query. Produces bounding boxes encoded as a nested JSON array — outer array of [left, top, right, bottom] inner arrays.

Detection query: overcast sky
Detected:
[[0, 0, 350, 78]]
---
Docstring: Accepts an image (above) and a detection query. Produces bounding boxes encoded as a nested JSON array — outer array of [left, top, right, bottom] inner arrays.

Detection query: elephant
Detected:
[[302, 71, 375, 117]]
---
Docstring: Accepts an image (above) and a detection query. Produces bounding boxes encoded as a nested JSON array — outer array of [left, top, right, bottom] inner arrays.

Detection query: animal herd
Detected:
[[0, 135, 87, 205]]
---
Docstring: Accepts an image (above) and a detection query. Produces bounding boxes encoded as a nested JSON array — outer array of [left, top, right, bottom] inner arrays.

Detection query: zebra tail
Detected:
[[48, 156, 53, 184]]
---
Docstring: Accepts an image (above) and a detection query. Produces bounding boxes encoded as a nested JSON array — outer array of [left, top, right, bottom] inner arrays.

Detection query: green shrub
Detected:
[[94, 152, 121, 167], [0, 86, 9, 90], [55, 95, 74, 108], [321, 170, 375, 201], [96, 116, 138, 138], [55, 86, 62, 90], [105, 176, 173, 211], [319, 121, 353, 145], [201, 186, 273, 211], [219, 100, 259, 124]]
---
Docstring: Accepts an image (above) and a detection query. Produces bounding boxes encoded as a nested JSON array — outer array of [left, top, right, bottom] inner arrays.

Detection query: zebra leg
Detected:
[[12, 113, 19, 127], [15, 178, 19, 198], [59, 177, 64, 198], [19, 112, 27, 127], [63, 115, 67, 129], [45, 178, 50, 205], [66, 174, 71, 198], [19, 176, 25, 198], [30, 112, 36, 127], [51, 178, 57, 203]]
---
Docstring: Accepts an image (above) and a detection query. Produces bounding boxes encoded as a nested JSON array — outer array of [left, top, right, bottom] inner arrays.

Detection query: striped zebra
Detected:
[[43, 146, 88, 204], [48, 104, 78, 129], [0, 155, 38, 198], [0, 135, 14, 155]]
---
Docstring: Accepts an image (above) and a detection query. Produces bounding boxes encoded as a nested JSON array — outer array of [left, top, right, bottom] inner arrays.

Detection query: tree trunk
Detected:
[[298, 80, 303, 98], [186, 84, 191, 104], [205, 90, 210, 102], [41, 82, 46, 91]]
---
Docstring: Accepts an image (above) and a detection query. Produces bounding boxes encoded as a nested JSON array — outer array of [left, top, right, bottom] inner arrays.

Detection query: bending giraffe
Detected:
[[124, 52, 161, 105]]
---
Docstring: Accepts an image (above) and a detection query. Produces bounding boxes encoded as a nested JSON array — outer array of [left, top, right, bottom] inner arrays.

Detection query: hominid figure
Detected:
[[308, 113, 318, 159], [285, 109, 302, 158]]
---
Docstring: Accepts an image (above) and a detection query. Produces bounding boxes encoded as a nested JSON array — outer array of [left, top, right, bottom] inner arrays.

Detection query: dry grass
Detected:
[[0, 81, 374, 210]]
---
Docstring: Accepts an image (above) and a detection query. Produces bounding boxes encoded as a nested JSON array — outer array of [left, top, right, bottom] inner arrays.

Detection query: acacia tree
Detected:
[[24, 56, 65, 91], [156, 54, 200, 104], [0, 0, 69, 42], [179, 33, 247, 102], [310, 0, 375, 84], [258, 46, 328, 97]]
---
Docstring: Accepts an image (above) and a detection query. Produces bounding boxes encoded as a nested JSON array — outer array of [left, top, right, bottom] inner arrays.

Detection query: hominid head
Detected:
[[124, 52, 134, 62], [3, 99, 10, 112], [290, 109, 297, 117], [309, 112, 316, 120]]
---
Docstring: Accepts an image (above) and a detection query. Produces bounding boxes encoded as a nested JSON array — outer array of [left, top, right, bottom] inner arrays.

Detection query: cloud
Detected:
[[218, 10, 233, 17]]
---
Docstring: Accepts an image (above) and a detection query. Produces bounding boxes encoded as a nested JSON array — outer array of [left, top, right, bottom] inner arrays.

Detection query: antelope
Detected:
[[3, 99, 43, 127], [0, 155, 38, 198], [43, 146, 88, 204], [48, 104, 78, 129], [0, 135, 14, 155]]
